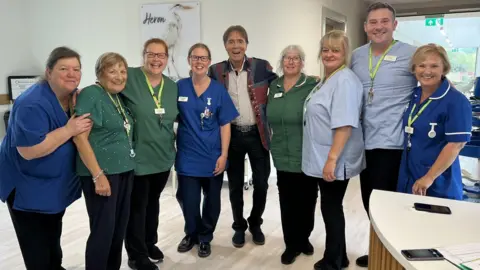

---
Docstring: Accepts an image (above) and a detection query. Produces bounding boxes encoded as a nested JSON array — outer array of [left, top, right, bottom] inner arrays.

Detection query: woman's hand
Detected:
[[412, 175, 434, 196], [66, 113, 92, 136], [214, 155, 227, 176], [95, 174, 111, 197], [323, 159, 337, 182]]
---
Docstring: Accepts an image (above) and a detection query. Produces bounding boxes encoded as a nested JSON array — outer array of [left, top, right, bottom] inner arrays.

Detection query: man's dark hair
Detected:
[[366, 2, 396, 20], [222, 25, 249, 44]]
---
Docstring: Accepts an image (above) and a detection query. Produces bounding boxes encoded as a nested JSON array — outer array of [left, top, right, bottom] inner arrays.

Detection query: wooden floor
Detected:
[[0, 176, 370, 270]]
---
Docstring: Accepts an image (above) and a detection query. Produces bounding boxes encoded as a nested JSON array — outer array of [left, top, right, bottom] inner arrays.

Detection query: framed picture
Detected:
[[7, 76, 41, 101]]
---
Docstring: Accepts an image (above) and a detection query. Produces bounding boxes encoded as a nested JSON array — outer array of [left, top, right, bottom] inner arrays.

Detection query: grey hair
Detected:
[[276, 45, 306, 75]]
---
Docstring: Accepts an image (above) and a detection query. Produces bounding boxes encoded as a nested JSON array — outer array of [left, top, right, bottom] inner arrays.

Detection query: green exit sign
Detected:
[[425, 18, 444, 26]]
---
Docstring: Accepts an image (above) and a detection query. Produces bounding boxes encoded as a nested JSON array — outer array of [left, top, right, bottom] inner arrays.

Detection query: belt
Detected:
[[232, 124, 257, 133]]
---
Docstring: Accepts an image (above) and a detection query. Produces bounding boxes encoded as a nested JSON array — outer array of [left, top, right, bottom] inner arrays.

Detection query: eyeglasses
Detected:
[[283, 56, 302, 63], [145, 52, 168, 59], [190, 55, 210, 62]]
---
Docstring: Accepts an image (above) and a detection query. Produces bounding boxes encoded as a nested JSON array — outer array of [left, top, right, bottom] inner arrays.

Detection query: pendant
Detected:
[[130, 149, 136, 158], [368, 88, 374, 104], [428, 130, 436, 138]]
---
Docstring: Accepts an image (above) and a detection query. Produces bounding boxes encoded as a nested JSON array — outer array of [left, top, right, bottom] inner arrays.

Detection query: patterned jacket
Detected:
[[208, 56, 278, 150]]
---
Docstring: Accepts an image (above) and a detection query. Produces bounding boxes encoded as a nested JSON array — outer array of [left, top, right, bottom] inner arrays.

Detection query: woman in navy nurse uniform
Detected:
[[175, 43, 239, 258], [397, 43, 472, 200], [0, 47, 92, 270]]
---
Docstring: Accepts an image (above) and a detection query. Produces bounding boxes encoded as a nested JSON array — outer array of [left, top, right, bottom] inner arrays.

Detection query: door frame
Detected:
[[321, 6, 347, 36]]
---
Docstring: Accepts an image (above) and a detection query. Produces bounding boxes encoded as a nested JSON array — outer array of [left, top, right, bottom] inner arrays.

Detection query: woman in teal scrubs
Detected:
[[397, 43, 472, 200], [0, 47, 92, 270]]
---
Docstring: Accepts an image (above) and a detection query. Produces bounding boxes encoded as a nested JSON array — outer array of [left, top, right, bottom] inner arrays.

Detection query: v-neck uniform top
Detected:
[[0, 81, 80, 214], [266, 73, 318, 173], [175, 77, 239, 177], [397, 79, 472, 200], [74, 84, 135, 176], [121, 67, 179, 176], [351, 41, 417, 150], [302, 68, 366, 180]]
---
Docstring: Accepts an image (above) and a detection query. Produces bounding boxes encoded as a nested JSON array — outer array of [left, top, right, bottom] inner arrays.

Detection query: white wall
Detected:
[[0, 0, 367, 139], [22, 0, 366, 87]]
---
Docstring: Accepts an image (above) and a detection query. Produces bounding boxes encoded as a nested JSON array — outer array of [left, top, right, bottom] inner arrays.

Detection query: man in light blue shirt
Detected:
[[350, 2, 417, 267]]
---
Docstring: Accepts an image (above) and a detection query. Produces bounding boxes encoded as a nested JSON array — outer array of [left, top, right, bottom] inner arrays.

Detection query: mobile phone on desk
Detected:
[[401, 249, 444, 261], [414, 202, 452, 215]]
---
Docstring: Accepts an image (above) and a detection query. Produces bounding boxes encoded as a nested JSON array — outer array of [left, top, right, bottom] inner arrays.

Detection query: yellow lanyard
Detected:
[[408, 100, 432, 127], [368, 40, 396, 86], [106, 92, 131, 137], [143, 71, 164, 109]]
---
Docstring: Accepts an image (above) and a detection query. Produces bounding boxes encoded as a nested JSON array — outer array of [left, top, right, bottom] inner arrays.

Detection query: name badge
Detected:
[[384, 55, 397, 62], [155, 108, 165, 115], [178, 96, 188, 102], [274, 93, 283, 98], [405, 126, 414, 134]]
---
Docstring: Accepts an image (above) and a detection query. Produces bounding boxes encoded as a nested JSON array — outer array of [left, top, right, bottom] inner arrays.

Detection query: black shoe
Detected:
[[313, 258, 350, 270], [177, 235, 197, 253], [249, 227, 265, 245], [356, 255, 368, 267], [281, 248, 301, 265], [301, 241, 314, 256], [198, 242, 211, 258], [128, 258, 159, 270], [232, 231, 245, 248], [148, 245, 164, 262]]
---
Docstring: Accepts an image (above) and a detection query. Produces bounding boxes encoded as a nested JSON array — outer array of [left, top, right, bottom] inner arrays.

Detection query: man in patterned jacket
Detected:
[[208, 25, 278, 248]]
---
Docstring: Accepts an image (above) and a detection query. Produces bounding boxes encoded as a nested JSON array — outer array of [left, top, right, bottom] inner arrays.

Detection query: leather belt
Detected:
[[232, 124, 257, 133]]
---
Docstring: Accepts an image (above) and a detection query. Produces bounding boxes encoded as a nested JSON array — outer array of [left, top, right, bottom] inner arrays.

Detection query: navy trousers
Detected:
[[176, 174, 224, 243]]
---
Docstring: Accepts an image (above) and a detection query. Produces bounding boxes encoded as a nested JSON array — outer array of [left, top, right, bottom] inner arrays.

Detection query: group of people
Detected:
[[0, 2, 473, 270]]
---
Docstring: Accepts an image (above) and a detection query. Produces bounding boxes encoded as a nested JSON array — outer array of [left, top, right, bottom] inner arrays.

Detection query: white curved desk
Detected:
[[368, 190, 480, 270]]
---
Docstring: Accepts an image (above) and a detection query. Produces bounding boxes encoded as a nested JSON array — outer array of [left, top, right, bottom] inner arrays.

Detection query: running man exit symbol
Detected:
[[425, 18, 444, 26]]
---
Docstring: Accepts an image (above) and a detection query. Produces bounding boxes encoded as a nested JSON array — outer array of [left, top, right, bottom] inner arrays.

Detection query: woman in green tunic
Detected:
[[74, 52, 135, 270], [122, 38, 178, 270]]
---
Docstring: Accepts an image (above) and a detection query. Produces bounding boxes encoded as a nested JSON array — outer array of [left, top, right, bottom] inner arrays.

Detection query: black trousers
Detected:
[[81, 170, 134, 270], [314, 176, 350, 270], [226, 127, 270, 232], [7, 190, 65, 270], [176, 174, 223, 243], [359, 149, 403, 216], [277, 171, 318, 251], [125, 170, 170, 261]]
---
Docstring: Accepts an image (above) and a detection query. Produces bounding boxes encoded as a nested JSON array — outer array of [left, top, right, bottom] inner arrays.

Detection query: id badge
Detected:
[[405, 126, 414, 134], [155, 108, 165, 115], [274, 93, 283, 98]]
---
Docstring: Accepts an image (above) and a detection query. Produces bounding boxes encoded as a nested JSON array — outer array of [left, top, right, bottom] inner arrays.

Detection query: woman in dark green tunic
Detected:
[[74, 52, 135, 270], [122, 38, 178, 270]]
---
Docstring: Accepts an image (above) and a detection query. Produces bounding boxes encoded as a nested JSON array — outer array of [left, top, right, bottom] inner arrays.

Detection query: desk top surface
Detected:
[[370, 190, 480, 270]]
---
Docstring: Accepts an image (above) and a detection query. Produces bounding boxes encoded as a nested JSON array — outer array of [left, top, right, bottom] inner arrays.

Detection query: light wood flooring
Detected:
[[0, 176, 371, 270]]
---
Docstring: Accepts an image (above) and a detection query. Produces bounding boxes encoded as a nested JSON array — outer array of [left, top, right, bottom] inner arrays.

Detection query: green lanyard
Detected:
[[143, 71, 165, 109], [408, 100, 432, 127], [303, 65, 345, 123], [368, 40, 396, 86]]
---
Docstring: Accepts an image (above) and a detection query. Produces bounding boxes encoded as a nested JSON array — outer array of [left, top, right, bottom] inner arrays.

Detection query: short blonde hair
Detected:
[[276, 45, 305, 75], [95, 52, 128, 78], [410, 43, 451, 74], [319, 30, 351, 67]]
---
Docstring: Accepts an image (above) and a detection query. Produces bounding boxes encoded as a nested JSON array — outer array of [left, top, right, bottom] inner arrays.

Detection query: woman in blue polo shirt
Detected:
[[175, 43, 239, 258], [397, 44, 472, 200], [0, 47, 92, 270]]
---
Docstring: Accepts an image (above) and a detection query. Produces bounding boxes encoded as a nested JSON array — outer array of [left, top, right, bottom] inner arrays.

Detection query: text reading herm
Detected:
[[143, 13, 166, 24]]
